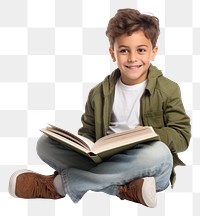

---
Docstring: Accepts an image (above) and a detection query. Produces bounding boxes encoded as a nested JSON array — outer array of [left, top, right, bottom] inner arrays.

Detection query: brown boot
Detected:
[[118, 177, 157, 208], [9, 169, 65, 199]]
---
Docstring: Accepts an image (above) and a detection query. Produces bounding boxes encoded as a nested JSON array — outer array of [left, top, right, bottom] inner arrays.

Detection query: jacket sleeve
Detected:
[[78, 90, 96, 143], [153, 85, 191, 154]]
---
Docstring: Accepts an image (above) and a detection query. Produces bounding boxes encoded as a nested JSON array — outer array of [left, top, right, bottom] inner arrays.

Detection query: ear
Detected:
[[109, 47, 116, 62], [151, 46, 158, 61]]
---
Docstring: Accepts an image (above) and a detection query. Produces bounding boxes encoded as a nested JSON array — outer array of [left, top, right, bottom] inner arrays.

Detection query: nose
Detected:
[[128, 52, 138, 63]]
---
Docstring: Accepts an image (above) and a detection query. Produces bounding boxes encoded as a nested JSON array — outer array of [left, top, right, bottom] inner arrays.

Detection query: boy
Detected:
[[9, 8, 191, 208]]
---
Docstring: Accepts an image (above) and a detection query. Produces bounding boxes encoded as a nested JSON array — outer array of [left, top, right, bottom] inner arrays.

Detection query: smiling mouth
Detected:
[[125, 64, 142, 69]]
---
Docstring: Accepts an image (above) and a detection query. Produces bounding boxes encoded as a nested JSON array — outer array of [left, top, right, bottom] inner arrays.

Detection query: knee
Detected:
[[36, 134, 55, 160], [152, 142, 173, 172], [151, 142, 173, 191], [37, 135, 48, 154], [154, 141, 173, 163], [142, 141, 173, 167]]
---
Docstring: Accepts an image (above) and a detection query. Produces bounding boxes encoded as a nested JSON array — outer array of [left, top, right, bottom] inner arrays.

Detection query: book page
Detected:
[[41, 129, 91, 155], [75, 134, 95, 149], [47, 124, 93, 150], [91, 126, 159, 154]]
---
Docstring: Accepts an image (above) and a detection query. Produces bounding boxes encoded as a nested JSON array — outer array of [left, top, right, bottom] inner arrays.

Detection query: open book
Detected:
[[40, 124, 160, 163]]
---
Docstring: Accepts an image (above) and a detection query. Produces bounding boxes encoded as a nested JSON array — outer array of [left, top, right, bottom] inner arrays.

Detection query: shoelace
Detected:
[[31, 171, 62, 199], [119, 183, 144, 205]]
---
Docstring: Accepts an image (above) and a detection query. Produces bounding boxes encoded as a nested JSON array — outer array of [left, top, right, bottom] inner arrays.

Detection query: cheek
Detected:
[[116, 55, 127, 63], [142, 55, 152, 63]]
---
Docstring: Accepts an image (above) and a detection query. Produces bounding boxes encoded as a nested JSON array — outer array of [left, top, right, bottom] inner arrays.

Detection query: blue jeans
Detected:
[[37, 135, 173, 203]]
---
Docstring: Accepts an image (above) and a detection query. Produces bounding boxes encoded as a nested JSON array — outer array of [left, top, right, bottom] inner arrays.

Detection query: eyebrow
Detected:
[[118, 45, 149, 48], [118, 45, 129, 49]]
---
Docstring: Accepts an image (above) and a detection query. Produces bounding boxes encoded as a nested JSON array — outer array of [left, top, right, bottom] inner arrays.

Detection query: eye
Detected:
[[137, 48, 146, 54], [119, 49, 129, 54]]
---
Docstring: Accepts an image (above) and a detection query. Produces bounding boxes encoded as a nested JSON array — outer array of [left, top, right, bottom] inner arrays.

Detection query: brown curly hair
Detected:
[[106, 8, 160, 49]]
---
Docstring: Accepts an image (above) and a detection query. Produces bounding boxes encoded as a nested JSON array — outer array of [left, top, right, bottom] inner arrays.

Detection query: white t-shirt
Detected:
[[107, 78, 147, 134]]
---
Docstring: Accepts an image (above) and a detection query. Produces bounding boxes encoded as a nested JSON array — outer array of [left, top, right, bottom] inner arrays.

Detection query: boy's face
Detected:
[[109, 31, 158, 85]]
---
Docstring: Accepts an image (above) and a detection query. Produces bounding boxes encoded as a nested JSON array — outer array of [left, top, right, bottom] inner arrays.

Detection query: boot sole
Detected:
[[142, 177, 157, 208], [9, 169, 33, 198]]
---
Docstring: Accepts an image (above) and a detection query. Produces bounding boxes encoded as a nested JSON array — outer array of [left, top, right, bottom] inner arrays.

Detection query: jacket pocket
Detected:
[[144, 111, 165, 128]]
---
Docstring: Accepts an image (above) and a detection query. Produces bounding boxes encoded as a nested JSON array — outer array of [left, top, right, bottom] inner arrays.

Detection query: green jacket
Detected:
[[78, 64, 191, 185]]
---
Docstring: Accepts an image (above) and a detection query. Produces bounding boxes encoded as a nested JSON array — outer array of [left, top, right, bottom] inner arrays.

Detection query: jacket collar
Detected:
[[102, 68, 120, 96], [103, 64, 163, 96], [146, 64, 163, 95]]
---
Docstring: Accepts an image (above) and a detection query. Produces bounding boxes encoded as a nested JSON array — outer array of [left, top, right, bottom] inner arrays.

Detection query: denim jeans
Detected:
[[37, 135, 173, 203]]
